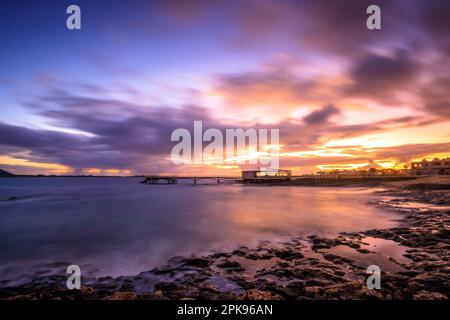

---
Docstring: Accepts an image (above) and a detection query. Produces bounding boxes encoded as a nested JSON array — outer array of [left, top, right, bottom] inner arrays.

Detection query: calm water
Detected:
[[0, 177, 399, 285]]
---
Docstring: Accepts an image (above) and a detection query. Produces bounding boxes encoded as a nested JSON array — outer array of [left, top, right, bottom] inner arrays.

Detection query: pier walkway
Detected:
[[141, 175, 239, 185]]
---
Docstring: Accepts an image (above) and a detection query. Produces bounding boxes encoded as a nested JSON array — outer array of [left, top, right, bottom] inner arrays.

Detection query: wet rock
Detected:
[[273, 250, 304, 260], [104, 292, 138, 300], [118, 280, 134, 292], [323, 254, 354, 264], [210, 252, 231, 259], [266, 268, 296, 278], [245, 252, 273, 260], [151, 265, 178, 275], [333, 270, 346, 277], [217, 260, 245, 272], [412, 290, 447, 300], [240, 289, 283, 300], [356, 287, 385, 300], [182, 258, 212, 268], [152, 290, 167, 299], [154, 281, 178, 292], [305, 279, 333, 287]]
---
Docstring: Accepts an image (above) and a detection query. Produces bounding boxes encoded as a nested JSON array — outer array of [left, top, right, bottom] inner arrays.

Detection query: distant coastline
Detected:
[[0, 169, 143, 178], [0, 169, 15, 177], [0, 168, 419, 187]]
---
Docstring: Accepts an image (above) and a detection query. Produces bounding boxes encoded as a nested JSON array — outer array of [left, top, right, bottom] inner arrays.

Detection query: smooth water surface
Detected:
[[0, 177, 399, 285]]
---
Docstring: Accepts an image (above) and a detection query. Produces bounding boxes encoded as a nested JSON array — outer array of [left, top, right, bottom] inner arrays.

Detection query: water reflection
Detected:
[[0, 178, 400, 284]]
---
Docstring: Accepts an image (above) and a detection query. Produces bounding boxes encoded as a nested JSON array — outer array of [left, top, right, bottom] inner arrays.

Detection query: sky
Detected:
[[0, 0, 449, 175]]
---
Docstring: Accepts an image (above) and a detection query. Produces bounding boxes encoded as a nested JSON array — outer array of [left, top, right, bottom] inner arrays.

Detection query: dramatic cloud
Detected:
[[420, 77, 450, 119], [1, 0, 449, 175], [344, 51, 419, 104], [1, 88, 232, 174], [422, 0, 450, 46], [303, 105, 340, 125]]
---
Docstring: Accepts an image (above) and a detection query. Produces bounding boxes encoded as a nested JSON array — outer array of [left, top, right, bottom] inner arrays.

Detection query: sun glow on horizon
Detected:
[[0, 156, 72, 174]]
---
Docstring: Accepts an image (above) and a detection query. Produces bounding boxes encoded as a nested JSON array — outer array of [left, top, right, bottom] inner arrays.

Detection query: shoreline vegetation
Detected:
[[0, 176, 449, 300]]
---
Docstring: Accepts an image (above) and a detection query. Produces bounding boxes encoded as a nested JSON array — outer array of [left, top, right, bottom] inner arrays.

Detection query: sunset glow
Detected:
[[0, 0, 449, 176]]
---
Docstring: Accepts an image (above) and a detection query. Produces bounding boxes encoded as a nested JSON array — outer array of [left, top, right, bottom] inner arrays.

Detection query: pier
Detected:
[[141, 173, 417, 186], [141, 175, 239, 185]]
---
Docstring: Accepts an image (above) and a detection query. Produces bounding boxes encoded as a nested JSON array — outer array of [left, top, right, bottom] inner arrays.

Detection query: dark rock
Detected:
[[182, 258, 212, 268], [240, 289, 283, 300], [154, 282, 178, 292], [104, 291, 138, 300], [323, 254, 354, 264], [217, 260, 245, 272], [273, 250, 304, 260], [305, 279, 333, 287]]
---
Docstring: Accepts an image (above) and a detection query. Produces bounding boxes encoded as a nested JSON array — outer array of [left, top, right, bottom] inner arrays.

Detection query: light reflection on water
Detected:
[[0, 177, 399, 284]]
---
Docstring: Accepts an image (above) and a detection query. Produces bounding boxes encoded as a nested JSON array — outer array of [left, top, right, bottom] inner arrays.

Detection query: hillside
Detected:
[[0, 169, 14, 177]]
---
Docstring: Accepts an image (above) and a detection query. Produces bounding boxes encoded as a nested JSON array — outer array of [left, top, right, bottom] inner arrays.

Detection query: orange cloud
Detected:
[[0, 156, 71, 175]]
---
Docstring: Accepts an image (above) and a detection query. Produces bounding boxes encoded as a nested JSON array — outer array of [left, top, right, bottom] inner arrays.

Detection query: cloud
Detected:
[[420, 77, 450, 119], [0, 121, 87, 150], [1, 88, 232, 174], [295, 0, 387, 55], [422, 0, 450, 44], [215, 68, 320, 105], [303, 105, 340, 125], [2, 74, 446, 175], [373, 142, 450, 162], [1, 1, 450, 175], [344, 50, 419, 104], [211, 64, 342, 124]]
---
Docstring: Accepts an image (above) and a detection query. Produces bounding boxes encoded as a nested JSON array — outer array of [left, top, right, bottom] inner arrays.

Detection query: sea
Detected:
[[0, 177, 399, 286]]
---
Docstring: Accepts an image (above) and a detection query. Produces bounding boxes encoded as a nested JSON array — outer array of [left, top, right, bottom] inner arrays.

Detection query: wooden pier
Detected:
[[141, 174, 416, 186], [141, 175, 239, 185]]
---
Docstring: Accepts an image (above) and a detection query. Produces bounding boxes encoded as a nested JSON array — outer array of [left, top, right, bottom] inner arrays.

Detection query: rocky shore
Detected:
[[1, 177, 449, 300]]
